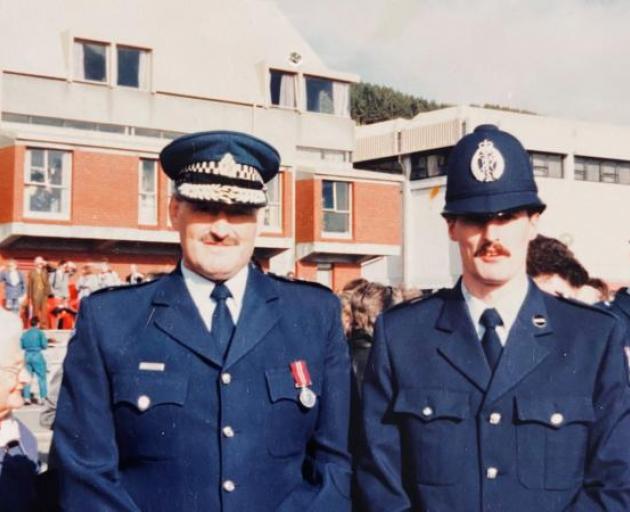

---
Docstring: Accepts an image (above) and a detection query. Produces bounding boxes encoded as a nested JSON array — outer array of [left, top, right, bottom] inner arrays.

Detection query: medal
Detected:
[[290, 360, 317, 409], [299, 387, 317, 408]]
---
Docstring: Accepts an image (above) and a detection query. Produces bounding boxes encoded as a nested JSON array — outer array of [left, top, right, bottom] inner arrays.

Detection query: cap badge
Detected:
[[470, 139, 505, 182]]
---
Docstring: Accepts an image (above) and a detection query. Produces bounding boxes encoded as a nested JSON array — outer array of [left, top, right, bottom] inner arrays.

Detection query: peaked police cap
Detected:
[[160, 130, 280, 207], [443, 124, 545, 216]]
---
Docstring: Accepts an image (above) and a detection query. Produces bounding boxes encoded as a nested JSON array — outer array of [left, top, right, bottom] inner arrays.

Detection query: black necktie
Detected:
[[480, 308, 504, 371], [210, 283, 235, 359]]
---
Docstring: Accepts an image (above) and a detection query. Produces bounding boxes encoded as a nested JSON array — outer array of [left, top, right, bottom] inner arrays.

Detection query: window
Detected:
[[530, 152, 563, 178], [117, 46, 151, 89], [262, 173, 282, 232], [322, 180, 351, 236], [410, 150, 449, 180], [305, 77, 349, 116], [269, 70, 296, 108], [574, 157, 630, 185], [74, 40, 108, 82], [24, 149, 71, 219], [138, 159, 157, 225]]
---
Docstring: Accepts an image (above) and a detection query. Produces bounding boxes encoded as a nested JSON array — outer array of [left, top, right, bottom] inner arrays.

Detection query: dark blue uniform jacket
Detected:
[[53, 266, 351, 511], [357, 282, 630, 511]]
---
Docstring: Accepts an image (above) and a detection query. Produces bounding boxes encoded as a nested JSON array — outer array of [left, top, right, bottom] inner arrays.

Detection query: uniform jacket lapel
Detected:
[[436, 285, 492, 392], [485, 281, 554, 405], [152, 268, 224, 367], [224, 266, 280, 369]]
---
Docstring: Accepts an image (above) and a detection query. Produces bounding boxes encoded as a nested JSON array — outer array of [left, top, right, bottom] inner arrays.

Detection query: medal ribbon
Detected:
[[290, 360, 312, 388]]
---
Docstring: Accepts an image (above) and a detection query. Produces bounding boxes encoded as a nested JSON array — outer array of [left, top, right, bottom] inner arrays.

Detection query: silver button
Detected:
[[486, 467, 499, 480], [550, 413, 564, 426], [222, 426, 235, 438], [489, 412, 502, 425], [421, 406, 433, 417], [221, 373, 232, 385], [137, 395, 151, 411], [223, 480, 235, 492]]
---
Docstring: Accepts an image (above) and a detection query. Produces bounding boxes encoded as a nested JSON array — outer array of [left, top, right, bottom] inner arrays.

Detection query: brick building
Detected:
[[0, 0, 401, 291]]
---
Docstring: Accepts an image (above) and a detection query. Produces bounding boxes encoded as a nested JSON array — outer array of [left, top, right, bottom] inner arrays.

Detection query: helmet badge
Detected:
[[470, 139, 505, 182]]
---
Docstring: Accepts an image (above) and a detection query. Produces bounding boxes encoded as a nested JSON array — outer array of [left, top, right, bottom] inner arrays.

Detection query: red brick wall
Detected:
[[296, 260, 317, 282], [332, 263, 361, 291], [73, 151, 139, 227], [0, 145, 26, 222], [296, 179, 315, 242], [352, 182, 401, 245]]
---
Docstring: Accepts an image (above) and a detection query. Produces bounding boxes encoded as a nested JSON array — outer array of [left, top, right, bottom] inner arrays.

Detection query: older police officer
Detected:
[[356, 125, 630, 511], [53, 131, 352, 511]]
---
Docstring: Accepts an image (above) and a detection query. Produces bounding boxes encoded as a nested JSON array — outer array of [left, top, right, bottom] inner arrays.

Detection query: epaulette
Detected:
[[267, 273, 332, 292], [386, 288, 442, 313], [554, 294, 617, 318], [89, 278, 159, 296]]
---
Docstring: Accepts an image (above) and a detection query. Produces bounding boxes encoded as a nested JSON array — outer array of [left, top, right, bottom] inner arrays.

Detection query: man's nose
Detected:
[[210, 217, 231, 239], [482, 220, 501, 241]]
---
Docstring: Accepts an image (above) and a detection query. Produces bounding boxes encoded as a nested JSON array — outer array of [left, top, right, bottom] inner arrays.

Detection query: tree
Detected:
[[350, 82, 445, 125]]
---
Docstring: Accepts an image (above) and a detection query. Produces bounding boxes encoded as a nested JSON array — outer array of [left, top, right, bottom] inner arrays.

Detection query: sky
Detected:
[[274, 0, 630, 126]]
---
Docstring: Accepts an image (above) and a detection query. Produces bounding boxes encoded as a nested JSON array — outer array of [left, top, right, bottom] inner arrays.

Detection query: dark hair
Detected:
[[527, 235, 589, 287], [587, 277, 609, 300], [351, 283, 402, 337], [30, 316, 40, 327]]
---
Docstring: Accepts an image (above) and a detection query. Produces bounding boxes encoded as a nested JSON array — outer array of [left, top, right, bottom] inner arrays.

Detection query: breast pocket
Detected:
[[516, 395, 594, 490], [393, 388, 471, 485], [112, 373, 188, 460], [265, 368, 320, 458]]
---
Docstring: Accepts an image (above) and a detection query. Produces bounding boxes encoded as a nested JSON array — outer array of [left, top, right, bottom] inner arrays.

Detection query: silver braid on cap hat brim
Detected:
[[177, 183, 267, 206]]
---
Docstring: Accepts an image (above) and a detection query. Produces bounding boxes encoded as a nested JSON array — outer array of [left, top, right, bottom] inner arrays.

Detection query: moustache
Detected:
[[475, 241, 511, 258], [200, 233, 238, 246]]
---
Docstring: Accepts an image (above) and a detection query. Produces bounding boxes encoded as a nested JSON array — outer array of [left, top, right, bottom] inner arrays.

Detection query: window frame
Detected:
[[23, 148, 72, 221], [138, 159, 158, 226], [321, 179, 352, 239], [574, 156, 630, 185], [260, 172, 283, 234], [269, 70, 297, 109], [116, 44, 152, 90], [529, 152, 564, 179], [304, 75, 350, 117], [73, 39, 110, 85]]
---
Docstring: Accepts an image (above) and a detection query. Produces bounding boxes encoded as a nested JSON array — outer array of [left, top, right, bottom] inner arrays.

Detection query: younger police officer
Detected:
[[53, 131, 352, 511], [356, 125, 630, 511]]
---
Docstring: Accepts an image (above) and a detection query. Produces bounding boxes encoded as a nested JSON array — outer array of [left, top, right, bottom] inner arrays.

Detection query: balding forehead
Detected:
[[0, 310, 22, 361]]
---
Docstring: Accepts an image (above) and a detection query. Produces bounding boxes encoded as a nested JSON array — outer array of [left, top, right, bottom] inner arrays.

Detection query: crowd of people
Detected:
[[0, 257, 170, 330]]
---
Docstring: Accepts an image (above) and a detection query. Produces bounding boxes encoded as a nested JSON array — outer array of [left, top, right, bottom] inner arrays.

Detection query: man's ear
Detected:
[[527, 212, 540, 242], [169, 196, 181, 229], [446, 218, 457, 242]]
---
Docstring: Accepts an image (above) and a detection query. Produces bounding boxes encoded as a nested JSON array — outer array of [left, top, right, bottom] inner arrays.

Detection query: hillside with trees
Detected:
[[350, 82, 535, 125]]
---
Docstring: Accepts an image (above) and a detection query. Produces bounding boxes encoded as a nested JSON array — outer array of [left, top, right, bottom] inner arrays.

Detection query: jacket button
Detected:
[[550, 413, 564, 426], [222, 426, 235, 438], [421, 406, 433, 417], [221, 373, 232, 385], [222, 480, 236, 492], [486, 467, 499, 480], [137, 395, 151, 411], [489, 412, 502, 425]]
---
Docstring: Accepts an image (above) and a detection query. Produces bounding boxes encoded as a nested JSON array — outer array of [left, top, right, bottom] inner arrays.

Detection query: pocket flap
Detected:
[[113, 373, 188, 412], [393, 388, 470, 421], [265, 367, 321, 403], [516, 396, 594, 428]]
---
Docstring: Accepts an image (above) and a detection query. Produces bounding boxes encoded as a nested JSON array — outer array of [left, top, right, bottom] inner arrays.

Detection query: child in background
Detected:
[[20, 317, 48, 405]]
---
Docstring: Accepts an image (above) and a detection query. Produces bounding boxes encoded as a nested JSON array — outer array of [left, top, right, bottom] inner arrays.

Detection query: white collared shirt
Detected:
[[0, 417, 21, 449], [181, 262, 248, 331], [462, 275, 529, 346]]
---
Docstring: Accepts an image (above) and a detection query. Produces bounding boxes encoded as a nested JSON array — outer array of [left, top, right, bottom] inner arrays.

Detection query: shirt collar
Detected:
[[181, 261, 249, 323], [0, 416, 21, 449], [461, 275, 529, 343]]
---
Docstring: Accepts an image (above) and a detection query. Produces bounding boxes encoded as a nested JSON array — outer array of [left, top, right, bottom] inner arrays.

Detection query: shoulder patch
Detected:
[[267, 273, 332, 292]]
